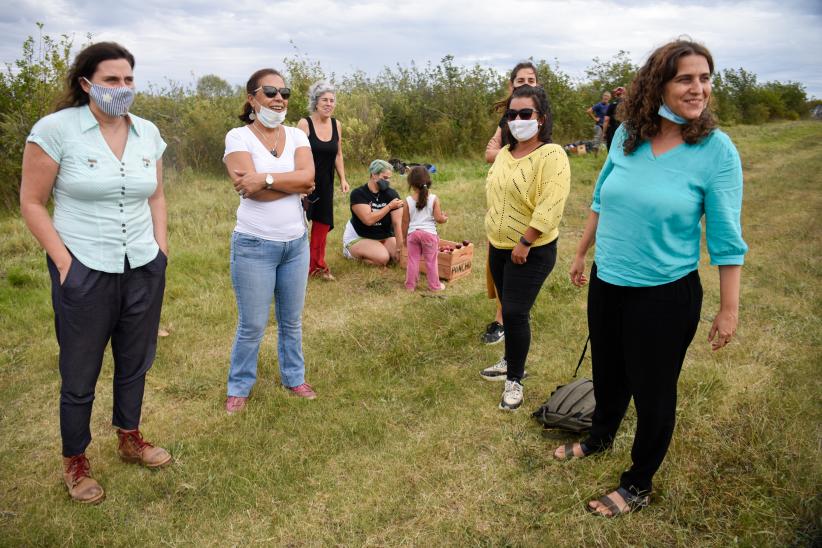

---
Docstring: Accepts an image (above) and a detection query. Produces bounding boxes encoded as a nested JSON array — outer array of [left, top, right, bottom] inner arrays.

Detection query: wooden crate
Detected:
[[400, 239, 474, 282]]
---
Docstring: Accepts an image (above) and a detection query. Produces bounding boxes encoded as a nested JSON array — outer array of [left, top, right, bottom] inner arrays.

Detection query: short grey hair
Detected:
[[308, 80, 335, 112], [368, 159, 392, 175]]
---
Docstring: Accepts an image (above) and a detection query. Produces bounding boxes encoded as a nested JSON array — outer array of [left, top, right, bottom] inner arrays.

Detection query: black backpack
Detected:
[[532, 337, 596, 433]]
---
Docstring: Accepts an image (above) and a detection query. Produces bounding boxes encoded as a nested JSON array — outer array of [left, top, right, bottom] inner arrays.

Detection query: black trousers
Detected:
[[47, 251, 166, 457], [583, 263, 702, 495], [488, 240, 557, 382]]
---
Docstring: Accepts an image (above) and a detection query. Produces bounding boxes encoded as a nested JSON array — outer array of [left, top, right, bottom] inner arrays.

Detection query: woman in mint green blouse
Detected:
[[553, 40, 748, 517], [20, 42, 171, 504]]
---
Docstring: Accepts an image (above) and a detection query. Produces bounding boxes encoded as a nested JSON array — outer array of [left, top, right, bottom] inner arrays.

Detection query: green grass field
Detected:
[[1, 121, 820, 546]]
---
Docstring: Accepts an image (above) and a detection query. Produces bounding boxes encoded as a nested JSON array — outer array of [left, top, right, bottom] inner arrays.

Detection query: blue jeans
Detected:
[[228, 231, 309, 396]]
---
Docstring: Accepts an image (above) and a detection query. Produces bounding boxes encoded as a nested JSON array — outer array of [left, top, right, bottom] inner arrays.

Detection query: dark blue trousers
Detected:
[[47, 251, 166, 457]]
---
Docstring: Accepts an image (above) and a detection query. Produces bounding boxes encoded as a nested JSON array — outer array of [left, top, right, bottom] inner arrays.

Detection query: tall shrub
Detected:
[[0, 24, 73, 208], [333, 89, 388, 168], [534, 60, 590, 144]]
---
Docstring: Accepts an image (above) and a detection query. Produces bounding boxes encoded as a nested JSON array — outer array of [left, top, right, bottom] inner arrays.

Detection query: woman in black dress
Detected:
[[298, 81, 350, 280]]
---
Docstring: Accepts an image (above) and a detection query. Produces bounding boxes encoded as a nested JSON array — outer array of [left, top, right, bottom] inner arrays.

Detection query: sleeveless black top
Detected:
[[304, 117, 339, 228]]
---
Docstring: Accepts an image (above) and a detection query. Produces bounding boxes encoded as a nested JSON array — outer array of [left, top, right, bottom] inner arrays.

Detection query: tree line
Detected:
[[0, 26, 815, 209]]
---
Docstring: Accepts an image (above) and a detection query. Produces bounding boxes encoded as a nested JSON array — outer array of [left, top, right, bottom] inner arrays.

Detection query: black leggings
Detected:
[[488, 240, 557, 382], [583, 263, 702, 495]]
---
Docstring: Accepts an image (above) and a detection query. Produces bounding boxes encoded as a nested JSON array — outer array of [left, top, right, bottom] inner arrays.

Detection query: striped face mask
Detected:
[[83, 77, 135, 117]]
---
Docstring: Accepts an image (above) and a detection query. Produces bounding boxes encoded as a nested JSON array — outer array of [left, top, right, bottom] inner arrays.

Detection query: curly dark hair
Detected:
[[619, 39, 717, 155], [239, 68, 285, 124], [499, 85, 553, 151], [55, 42, 135, 111]]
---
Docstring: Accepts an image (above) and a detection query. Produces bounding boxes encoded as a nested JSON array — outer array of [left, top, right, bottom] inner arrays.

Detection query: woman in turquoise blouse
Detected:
[[20, 42, 171, 504], [553, 39, 748, 517]]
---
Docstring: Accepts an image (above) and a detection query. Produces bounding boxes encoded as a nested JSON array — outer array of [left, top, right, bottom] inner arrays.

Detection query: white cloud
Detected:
[[1, 0, 819, 97]]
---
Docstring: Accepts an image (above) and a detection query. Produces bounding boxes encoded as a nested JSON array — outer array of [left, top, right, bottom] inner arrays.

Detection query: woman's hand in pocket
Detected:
[[57, 257, 72, 285]]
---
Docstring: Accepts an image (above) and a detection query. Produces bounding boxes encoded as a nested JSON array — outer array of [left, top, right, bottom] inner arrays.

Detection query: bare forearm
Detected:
[[233, 170, 313, 201], [20, 202, 70, 267], [269, 169, 315, 193], [148, 195, 168, 253], [586, 108, 597, 122], [485, 129, 502, 164], [575, 211, 599, 257], [718, 265, 741, 313], [391, 209, 404, 244], [245, 170, 314, 195], [356, 206, 394, 226], [708, 264, 742, 350], [334, 151, 347, 183], [401, 210, 410, 242]]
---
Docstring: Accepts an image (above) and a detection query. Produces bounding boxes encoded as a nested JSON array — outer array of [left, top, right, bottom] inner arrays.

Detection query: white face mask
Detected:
[[255, 104, 287, 128], [508, 119, 539, 141]]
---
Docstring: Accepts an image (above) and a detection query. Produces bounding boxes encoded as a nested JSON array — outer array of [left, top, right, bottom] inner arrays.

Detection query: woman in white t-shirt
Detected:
[[223, 68, 317, 414]]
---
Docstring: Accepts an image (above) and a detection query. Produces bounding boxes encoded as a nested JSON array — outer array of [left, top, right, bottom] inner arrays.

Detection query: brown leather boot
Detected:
[[116, 429, 172, 468], [63, 454, 105, 504]]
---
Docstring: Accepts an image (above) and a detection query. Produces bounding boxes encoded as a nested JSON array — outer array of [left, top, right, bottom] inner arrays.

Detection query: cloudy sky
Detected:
[[2, 0, 820, 98]]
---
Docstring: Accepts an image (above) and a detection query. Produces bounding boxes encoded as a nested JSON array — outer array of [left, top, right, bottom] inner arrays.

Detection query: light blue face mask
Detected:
[[658, 103, 688, 125]]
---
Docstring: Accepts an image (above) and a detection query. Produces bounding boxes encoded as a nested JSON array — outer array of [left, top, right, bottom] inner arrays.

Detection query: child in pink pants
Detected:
[[402, 167, 448, 291]]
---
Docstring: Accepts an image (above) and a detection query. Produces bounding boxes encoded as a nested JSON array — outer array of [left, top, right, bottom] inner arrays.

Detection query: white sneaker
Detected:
[[480, 357, 507, 380], [480, 358, 528, 382], [499, 380, 524, 411]]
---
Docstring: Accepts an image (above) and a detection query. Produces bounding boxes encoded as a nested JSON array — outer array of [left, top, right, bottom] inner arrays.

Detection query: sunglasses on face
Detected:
[[505, 108, 538, 121], [254, 86, 291, 99]]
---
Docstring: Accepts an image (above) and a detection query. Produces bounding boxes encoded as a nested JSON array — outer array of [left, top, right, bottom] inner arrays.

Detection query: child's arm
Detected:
[[401, 202, 410, 244], [433, 197, 448, 224]]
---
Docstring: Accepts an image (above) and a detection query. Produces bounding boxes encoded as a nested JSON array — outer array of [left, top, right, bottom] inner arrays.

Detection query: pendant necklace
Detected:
[[251, 122, 281, 158]]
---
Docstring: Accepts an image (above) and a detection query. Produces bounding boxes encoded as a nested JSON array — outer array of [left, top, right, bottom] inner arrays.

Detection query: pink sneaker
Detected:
[[225, 396, 248, 414], [286, 383, 317, 399]]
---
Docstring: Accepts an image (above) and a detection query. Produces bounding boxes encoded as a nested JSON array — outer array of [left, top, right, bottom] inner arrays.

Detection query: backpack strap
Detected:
[[573, 335, 590, 378]]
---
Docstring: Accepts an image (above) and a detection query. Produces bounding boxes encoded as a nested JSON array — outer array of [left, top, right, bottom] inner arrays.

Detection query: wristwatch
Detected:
[[519, 235, 533, 247], [264, 173, 274, 191]]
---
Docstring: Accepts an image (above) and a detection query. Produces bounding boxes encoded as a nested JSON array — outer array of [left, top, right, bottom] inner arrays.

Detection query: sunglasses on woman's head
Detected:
[[505, 108, 538, 121], [254, 86, 291, 99]]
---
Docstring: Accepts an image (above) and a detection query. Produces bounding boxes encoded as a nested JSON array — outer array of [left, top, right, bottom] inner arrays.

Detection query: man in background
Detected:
[[586, 90, 611, 152], [603, 86, 626, 150]]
